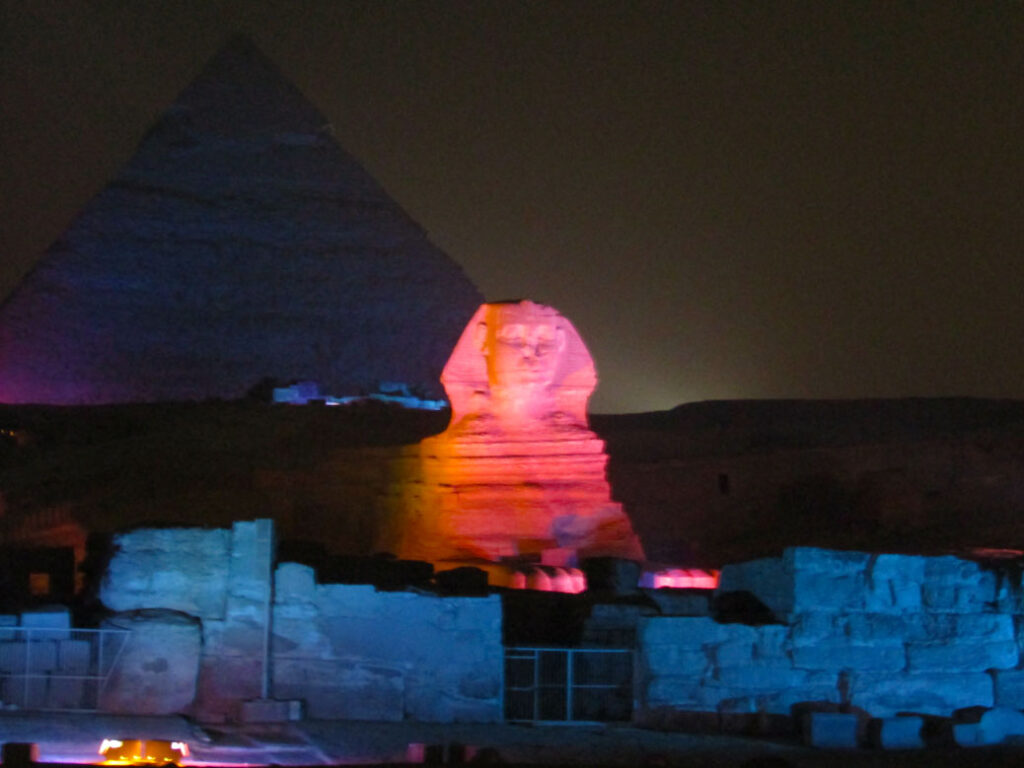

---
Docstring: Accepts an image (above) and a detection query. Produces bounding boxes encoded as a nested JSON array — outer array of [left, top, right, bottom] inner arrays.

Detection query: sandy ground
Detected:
[[3, 712, 1024, 767]]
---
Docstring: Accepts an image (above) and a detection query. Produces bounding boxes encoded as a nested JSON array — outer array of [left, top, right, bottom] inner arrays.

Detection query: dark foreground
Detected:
[[1, 713, 1023, 768]]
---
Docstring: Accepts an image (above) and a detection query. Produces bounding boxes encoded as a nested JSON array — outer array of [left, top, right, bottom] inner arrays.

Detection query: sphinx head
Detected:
[[441, 301, 596, 431]]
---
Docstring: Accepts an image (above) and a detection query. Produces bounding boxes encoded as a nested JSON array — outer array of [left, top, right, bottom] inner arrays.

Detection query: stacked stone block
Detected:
[[272, 563, 502, 722], [640, 547, 1024, 726], [0, 608, 97, 710], [99, 520, 503, 722]]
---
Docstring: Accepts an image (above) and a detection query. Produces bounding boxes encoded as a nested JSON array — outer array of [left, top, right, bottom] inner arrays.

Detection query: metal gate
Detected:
[[0, 627, 130, 711], [504, 647, 633, 723]]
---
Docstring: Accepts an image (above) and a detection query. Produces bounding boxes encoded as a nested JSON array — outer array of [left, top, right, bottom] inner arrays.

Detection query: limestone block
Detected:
[[792, 642, 905, 672], [752, 625, 789, 663], [150, 570, 191, 597], [47, 677, 85, 709], [714, 665, 833, 690], [194, 654, 264, 721], [228, 521, 273, 603], [924, 555, 984, 583], [25, 640, 57, 673], [0, 641, 43, 674], [873, 715, 925, 749], [642, 645, 709, 676], [646, 675, 705, 708], [953, 722, 985, 747], [704, 684, 843, 716], [796, 572, 871, 613], [640, 617, 755, 649], [273, 597, 320, 623], [868, 553, 925, 583], [803, 712, 860, 748], [99, 610, 202, 715], [0, 615, 17, 640], [994, 577, 1024, 613], [993, 668, 1024, 709], [20, 607, 71, 640], [792, 612, 917, 646], [922, 613, 1014, 641], [405, 682, 500, 722], [864, 558, 923, 612], [843, 612, 919, 643], [849, 672, 994, 717], [23, 677, 50, 708], [224, 594, 267, 625], [273, 658, 404, 721], [316, 583, 388, 618], [0, 641, 24, 673], [58, 640, 91, 674], [406, 657, 502, 723], [271, 614, 331, 659], [959, 707, 1024, 747], [759, 684, 843, 715], [787, 548, 871, 575], [921, 557, 997, 613], [789, 612, 833, 644], [906, 640, 1017, 672], [275, 562, 316, 602], [101, 527, 230, 619], [922, 584, 997, 613], [713, 641, 754, 667], [864, 558, 924, 614]]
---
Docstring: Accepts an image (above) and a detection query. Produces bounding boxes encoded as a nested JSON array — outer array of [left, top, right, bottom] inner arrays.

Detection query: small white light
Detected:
[[99, 739, 123, 754]]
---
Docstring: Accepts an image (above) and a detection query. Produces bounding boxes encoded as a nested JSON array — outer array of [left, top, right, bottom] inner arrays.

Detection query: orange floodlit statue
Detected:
[[380, 301, 644, 585]]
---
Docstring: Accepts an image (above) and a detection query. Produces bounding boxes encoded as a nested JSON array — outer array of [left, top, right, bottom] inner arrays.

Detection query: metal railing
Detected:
[[0, 627, 130, 711], [504, 647, 633, 723]]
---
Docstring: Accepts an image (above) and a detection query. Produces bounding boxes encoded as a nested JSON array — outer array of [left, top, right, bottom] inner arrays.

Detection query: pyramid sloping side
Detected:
[[0, 40, 483, 404]]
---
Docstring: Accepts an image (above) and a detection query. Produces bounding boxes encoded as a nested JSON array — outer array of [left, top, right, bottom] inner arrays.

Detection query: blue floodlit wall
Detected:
[[639, 547, 1024, 723], [100, 521, 502, 722]]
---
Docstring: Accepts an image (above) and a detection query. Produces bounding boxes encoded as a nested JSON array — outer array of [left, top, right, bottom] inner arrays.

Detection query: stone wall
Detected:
[[100, 520, 502, 722], [639, 547, 1024, 725], [272, 563, 501, 722]]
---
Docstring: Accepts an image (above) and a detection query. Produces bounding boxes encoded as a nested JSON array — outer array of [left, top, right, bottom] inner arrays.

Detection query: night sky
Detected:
[[2, 1, 1023, 413]]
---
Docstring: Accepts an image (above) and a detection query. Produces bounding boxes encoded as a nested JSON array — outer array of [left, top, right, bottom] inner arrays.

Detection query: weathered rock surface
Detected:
[[101, 527, 231, 618], [379, 301, 644, 573], [99, 609, 201, 715], [0, 37, 481, 405], [640, 547, 1024, 724]]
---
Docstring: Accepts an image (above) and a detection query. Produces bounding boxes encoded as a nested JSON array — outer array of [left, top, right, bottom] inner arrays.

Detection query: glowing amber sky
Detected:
[[2, 2, 1023, 413]]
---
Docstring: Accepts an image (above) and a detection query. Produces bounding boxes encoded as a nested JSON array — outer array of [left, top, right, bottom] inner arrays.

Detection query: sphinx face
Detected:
[[440, 300, 596, 430], [485, 320, 565, 393]]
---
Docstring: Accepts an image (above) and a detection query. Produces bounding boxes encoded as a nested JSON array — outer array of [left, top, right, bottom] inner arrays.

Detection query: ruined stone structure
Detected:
[[378, 301, 644, 580], [98, 521, 502, 723], [0, 37, 481, 405], [23, 522, 1024, 744], [640, 546, 1024, 740]]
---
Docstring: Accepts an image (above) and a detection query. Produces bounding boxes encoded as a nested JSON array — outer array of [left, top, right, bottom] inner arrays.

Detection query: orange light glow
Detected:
[[646, 568, 720, 590], [508, 566, 586, 593], [98, 739, 188, 765]]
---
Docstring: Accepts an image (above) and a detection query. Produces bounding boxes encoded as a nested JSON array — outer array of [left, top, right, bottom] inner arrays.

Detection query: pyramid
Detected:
[[0, 37, 483, 404]]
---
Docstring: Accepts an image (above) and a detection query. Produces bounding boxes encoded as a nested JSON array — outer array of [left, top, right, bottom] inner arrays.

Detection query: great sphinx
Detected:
[[377, 300, 644, 582]]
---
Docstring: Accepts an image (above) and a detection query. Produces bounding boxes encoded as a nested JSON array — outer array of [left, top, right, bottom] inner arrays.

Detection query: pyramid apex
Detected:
[[160, 34, 329, 136]]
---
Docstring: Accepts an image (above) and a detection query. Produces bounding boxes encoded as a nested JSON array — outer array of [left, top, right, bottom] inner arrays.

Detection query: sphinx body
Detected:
[[379, 301, 644, 576]]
